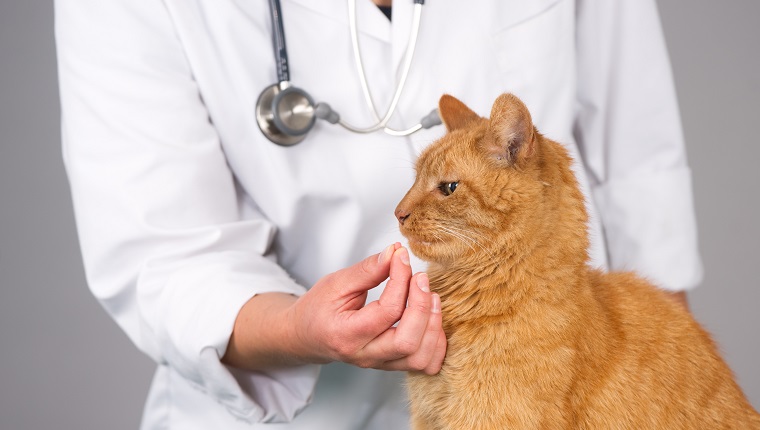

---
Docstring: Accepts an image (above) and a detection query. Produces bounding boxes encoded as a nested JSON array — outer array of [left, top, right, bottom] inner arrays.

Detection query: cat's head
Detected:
[[396, 93, 564, 266]]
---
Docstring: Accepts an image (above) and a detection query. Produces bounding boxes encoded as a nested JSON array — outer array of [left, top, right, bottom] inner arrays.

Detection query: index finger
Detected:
[[329, 243, 400, 297]]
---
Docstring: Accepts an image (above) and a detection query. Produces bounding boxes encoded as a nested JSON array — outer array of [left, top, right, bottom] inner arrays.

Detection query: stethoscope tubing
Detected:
[[341, 0, 423, 134], [268, 0, 290, 83], [259, 0, 438, 144]]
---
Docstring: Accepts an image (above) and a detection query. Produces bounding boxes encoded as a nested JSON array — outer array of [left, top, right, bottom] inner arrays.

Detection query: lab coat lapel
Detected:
[[495, 0, 563, 31], [287, 0, 391, 43]]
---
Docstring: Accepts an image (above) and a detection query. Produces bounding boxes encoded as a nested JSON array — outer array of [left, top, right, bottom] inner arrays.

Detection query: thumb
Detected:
[[330, 243, 399, 296]]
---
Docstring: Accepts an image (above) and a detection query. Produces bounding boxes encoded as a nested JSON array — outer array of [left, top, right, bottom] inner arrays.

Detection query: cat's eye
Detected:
[[439, 181, 458, 196]]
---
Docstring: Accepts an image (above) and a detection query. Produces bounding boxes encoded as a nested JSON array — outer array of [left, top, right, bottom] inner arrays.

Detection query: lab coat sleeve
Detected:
[[55, 0, 319, 422], [574, 0, 703, 291]]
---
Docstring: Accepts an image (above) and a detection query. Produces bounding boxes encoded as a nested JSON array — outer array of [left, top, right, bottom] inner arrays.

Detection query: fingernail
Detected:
[[377, 244, 394, 264], [417, 273, 430, 292], [398, 248, 410, 266], [432, 293, 441, 313]]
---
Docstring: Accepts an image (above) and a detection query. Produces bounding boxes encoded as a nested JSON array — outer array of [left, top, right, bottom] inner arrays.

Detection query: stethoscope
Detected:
[[256, 0, 441, 146]]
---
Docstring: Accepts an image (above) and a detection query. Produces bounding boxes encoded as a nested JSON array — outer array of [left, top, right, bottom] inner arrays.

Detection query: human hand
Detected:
[[288, 244, 447, 375]]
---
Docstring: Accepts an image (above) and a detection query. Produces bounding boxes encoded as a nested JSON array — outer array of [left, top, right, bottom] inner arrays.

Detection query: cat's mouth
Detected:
[[400, 226, 447, 261]]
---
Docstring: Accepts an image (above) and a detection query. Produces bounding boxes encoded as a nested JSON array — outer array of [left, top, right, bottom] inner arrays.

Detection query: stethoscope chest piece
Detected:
[[256, 83, 316, 146]]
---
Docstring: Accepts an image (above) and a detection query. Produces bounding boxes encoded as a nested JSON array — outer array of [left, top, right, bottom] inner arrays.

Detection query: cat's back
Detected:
[[576, 270, 760, 428]]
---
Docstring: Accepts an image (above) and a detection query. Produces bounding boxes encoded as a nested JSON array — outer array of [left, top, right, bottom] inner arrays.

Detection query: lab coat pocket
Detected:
[[490, 0, 570, 92]]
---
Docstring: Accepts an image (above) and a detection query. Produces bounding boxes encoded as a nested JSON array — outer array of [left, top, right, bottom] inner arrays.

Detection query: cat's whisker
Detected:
[[445, 223, 496, 250], [430, 225, 464, 258], [438, 225, 500, 268], [446, 222, 490, 242], [439, 224, 501, 267], [438, 226, 477, 255]]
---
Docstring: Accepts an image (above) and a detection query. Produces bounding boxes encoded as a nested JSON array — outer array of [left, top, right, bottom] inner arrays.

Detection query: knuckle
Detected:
[[427, 319, 442, 334], [338, 345, 358, 362], [382, 303, 405, 323], [410, 301, 430, 315], [329, 336, 355, 361], [316, 272, 338, 291], [323, 272, 338, 284], [373, 300, 403, 325], [360, 256, 376, 277], [423, 365, 440, 376], [394, 337, 418, 356], [353, 357, 375, 369], [407, 356, 428, 371]]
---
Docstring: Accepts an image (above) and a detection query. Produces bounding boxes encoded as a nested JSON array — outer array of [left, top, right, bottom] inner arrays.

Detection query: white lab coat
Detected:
[[55, 0, 702, 428]]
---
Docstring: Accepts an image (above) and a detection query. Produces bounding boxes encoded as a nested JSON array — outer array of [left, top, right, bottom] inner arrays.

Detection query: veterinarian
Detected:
[[56, 0, 702, 428]]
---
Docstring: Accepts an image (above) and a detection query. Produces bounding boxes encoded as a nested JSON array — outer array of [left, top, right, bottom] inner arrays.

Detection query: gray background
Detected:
[[1, 1, 758, 428]]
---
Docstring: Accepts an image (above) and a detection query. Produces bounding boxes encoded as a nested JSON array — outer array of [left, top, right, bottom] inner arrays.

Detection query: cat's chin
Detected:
[[405, 238, 446, 264], [407, 237, 434, 247]]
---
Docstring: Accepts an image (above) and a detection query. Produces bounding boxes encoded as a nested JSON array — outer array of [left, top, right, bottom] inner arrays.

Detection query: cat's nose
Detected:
[[395, 208, 410, 225]]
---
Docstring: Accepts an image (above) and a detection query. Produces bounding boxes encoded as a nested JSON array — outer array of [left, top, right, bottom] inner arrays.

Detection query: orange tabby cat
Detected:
[[396, 93, 760, 429]]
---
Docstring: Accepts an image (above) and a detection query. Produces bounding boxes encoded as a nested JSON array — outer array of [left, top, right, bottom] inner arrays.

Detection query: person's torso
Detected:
[[144, 1, 607, 428]]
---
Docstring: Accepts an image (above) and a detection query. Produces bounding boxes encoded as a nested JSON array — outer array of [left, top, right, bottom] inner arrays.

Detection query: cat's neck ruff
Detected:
[[428, 248, 589, 327]]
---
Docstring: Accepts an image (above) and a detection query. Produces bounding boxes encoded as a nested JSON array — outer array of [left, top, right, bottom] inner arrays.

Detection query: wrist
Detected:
[[283, 295, 333, 365], [223, 292, 312, 370]]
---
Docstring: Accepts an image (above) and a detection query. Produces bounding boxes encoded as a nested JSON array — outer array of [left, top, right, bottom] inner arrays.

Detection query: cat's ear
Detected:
[[438, 94, 482, 132], [485, 93, 535, 164]]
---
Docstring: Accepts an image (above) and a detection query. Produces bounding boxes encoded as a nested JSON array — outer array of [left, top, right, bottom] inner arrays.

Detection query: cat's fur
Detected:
[[396, 93, 760, 429]]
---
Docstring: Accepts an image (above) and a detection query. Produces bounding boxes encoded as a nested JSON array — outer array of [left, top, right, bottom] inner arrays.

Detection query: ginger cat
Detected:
[[396, 93, 760, 429]]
